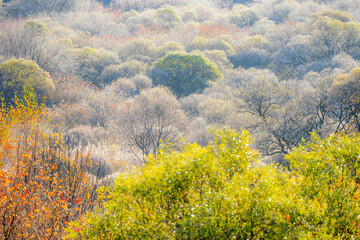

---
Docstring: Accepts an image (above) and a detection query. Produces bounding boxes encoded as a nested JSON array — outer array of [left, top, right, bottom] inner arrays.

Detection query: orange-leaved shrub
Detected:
[[0, 88, 99, 239]]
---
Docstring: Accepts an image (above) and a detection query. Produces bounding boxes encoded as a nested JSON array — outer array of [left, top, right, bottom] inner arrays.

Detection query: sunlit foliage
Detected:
[[0, 58, 54, 104], [0, 89, 99, 239], [151, 52, 223, 97]]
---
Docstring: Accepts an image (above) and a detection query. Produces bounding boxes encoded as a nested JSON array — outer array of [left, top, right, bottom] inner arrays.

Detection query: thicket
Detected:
[[66, 129, 360, 239], [0, 89, 107, 239]]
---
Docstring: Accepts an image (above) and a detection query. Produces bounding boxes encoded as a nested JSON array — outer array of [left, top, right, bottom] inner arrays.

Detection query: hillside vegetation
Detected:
[[1, 0, 360, 238]]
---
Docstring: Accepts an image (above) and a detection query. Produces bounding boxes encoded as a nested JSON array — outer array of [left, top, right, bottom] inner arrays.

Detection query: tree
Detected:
[[311, 14, 360, 58], [0, 20, 72, 75], [228, 5, 260, 28], [108, 87, 187, 162], [231, 69, 320, 163], [72, 47, 118, 87], [155, 5, 182, 29], [66, 130, 360, 239], [100, 60, 148, 85], [5, 0, 76, 17], [0, 58, 54, 103], [287, 133, 360, 238], [151, 52, 223, 97], [328, 68, 360, 132]]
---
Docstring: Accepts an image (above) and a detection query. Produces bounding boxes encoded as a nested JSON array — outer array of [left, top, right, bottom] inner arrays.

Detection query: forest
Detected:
[[0, 0, 360, 239]]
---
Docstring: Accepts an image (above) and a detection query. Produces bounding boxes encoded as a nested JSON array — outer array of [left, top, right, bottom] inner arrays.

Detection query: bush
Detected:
[[65, 129, 299, 239], [73, 47, 118, 87], [0, 90, 99, 239], [287, 133, 360, 238], [155, 5, 182, 29], [67, 129, 360, 239], [151, 52, 223, 97], [24, 20, 49, 36], [0, 58, 54, 103]]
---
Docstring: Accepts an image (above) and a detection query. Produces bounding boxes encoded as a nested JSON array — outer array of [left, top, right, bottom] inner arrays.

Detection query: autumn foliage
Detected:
[[0, 89, 98, 239]]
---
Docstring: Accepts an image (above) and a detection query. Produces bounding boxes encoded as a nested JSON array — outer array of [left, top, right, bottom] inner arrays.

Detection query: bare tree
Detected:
[[108, 87, 187, 163], [328, 68, 360, 133], [0, 20, 73, 75]]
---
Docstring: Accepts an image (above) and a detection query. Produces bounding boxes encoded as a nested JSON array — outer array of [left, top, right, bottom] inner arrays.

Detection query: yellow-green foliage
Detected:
[[24, 20, 49, 36], [66, 129, 299, 239], [187, 36, 235, 55], [155, 6, 182, 28], [0, 58, 54, 103], [100, 60, 148, 84], [66, 130, 360, 239], [315, 9, 355, 23], [287, 133, 360, 238]]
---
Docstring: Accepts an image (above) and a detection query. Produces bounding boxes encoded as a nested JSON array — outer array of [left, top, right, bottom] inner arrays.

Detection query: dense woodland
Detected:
[[1, 0, 360, 239]]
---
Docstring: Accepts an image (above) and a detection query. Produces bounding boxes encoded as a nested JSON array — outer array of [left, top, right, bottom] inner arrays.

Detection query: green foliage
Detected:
[[24, 20, 49, 36], [158, 41, 185, 57], [66, 129, 298, 239], [151, 52, 223, 97], [229, 6, 260, 28], [187, 36, 235, 55], [315, 9, 355, 23], [66, 130, 360, 239], [244, 35, 270, 49], [312, 15, 360, 58], [100, 60, 148, 84], [73, 47, 118, 87], [117, 38, 158, 64], [287, 133, 360, 238], [203, 50, 234, 71], [155, 6, 182, 28], [182, 9, 198, 22], [0, 58, 54, 103]]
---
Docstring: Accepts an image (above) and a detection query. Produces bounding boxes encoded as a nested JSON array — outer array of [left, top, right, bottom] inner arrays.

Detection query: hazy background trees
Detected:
[[1, 0, 360, 166]]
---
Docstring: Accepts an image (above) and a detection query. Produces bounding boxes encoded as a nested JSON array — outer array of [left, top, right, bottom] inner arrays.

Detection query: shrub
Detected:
[[65, 129, 299, 239], [287, 133, 360, 238], [0, 58, 54, 103], [66, 129, 360, 239], [0, 90, 99, 239], [73, 47, 118, 87], [151, 52, 223, 97], [155, 5, 182, 29], [24, 20, 49, 36]]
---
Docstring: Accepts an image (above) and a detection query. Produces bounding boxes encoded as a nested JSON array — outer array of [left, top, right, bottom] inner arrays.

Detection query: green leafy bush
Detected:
[[151, 52, 223, 97], [66, 130, 360, 239], [287, 133, 360, 238], [0, 58, 54, 103], [24, 20, 49, 36], [66, 129, 299, 239]]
